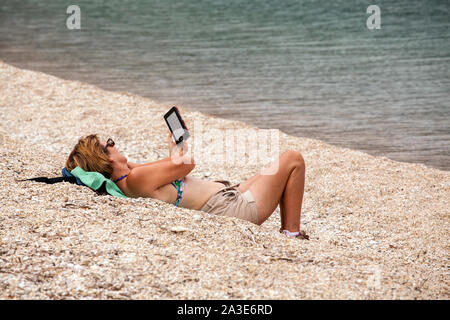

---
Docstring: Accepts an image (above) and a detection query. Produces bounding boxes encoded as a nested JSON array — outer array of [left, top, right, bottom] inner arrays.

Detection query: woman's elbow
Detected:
[[178, 154, 195, 174], [187, 157, 195, 171], [182, 154, 195, 167]]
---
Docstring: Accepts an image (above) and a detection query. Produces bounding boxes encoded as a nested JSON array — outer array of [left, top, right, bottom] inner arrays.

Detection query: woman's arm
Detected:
[[127, 142, 195, 197], [127, 158, 194, 197], [128, 162, 145, 169], [127, 158, 168, 169]]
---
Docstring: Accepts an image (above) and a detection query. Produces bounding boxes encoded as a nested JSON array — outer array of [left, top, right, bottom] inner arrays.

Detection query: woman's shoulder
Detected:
[[125, 167, 154, 197]]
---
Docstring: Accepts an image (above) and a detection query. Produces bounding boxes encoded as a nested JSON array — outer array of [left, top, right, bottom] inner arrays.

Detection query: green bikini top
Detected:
[[171, 178, 185, 206]]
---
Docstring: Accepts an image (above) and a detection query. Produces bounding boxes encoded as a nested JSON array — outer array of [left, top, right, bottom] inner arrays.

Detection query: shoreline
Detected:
[[0, 61, 448, 299], [1, 59, 448, 172]]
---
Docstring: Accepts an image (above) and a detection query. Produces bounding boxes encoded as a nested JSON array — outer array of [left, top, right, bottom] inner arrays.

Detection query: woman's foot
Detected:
[[280, 229, 309, 240]]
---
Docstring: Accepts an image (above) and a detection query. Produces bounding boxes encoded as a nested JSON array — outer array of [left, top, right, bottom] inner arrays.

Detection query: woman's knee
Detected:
[[282, 150, 305, 170]]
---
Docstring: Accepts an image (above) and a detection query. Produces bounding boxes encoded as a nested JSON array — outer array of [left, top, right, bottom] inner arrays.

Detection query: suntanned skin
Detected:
[[101, 131, 306, 234]]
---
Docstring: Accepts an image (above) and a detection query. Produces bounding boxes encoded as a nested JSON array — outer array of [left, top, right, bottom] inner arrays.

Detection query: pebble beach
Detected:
[[0, 61, 448, 299]]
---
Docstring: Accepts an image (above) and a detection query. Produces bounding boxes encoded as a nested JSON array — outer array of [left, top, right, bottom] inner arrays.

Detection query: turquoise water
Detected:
[[1, 0, 449, 170]]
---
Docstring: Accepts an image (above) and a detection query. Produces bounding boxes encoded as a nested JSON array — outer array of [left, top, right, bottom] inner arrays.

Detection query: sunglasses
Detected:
[[104, 138, 115, 152]]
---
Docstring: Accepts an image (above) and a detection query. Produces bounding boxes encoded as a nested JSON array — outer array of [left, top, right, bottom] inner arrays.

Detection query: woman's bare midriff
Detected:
[[150, 175, 226, 210]]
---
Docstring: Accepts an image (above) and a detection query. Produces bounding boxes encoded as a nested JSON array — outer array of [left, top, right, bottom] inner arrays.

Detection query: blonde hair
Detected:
[[65, 134, 113, 178]]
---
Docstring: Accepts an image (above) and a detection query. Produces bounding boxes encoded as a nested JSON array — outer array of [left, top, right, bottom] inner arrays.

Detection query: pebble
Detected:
[[171, 226, 189, 233]]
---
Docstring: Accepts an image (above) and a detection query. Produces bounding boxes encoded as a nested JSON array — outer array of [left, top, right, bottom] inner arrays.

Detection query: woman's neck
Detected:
[[111, 162, 131, 183]]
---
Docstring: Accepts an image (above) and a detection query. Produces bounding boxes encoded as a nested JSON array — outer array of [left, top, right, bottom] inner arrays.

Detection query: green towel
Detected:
[[70, 166, 127, 198]]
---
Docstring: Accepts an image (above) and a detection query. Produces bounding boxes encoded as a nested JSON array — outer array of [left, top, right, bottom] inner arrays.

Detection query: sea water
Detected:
[[0, 0, 448, 169]]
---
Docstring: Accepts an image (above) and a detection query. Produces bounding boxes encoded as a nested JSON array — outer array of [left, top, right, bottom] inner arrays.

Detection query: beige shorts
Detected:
[[200, 180, 259, 225]]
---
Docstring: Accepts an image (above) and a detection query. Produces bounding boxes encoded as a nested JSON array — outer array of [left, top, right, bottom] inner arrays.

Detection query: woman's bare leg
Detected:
[[238, 150, 305, 230], [240, 172, 287, 229], [279, 193, 286, 230], [238, 172, 261, 191], [279, 158, 305, 231]]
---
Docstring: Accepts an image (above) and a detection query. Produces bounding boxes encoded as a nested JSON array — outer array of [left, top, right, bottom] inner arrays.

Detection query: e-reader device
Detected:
[[164, 106, 190, 145]]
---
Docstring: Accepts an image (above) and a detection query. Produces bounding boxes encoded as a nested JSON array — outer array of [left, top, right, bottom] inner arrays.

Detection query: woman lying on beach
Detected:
[[65, 133, 309, 239]]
